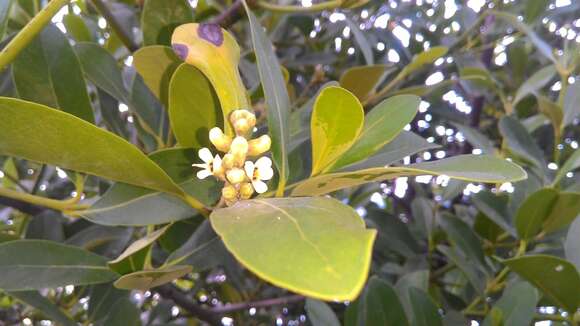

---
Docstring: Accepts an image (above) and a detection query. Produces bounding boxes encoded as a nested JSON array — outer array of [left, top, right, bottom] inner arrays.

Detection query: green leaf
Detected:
[[311, 86, 364, 175], [439, 214, 489, 273], [482, 281, 539, 326], [305, 298, 341, 326], [565, 217, 580, 271], [498, 116, 545, 169], [345, 18, 373, 65], [438, 245, 487, 294], [503, 255, 580, 312], [525, 0, 550, 23], [164, 220, 223, 270], [113, 265, 192, 291], [62, 14, 93, 43], [293, 155, 527, 196], [355, 276, 409, 326], [0, 240, 118, 290], [515, 188, 558, 239], [403, 46, 448, 75], [513, 65, 557, 106], [330, 95, 420, 170], [8, 291, 76, 326], [133, 45, 181, 106], [339, 65, 393, 101], [13, 25, 94, 123], [210, 197, 376, 301], [0, 98, 184, 196], [459, 67, 498, 92], [537, 95, 563, 133], [472, 191, 516, 236], [243, 3, 291, 188], [408, 287, 442, 326], [98, 296, 140, 326], [563, 81, 580, 127], [554, 148, 580, 186], [0, 0, 13, 40], [108, 225, 170, 274], [87, 284, 129, 322], [169, 64, 221, 148], [142, 0, 193, 46], [395, 270, 429, 316], [450, 122, 496, 154]]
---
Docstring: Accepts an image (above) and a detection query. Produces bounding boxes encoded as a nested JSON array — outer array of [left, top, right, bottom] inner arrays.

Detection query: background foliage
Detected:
[[0, 0, 579, 325]]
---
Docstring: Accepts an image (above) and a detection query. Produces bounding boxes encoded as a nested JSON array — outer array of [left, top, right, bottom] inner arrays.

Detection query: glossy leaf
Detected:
[[439, 214, 489, 273], [293, 155, 527, 196], [438, 245, 487, 294], [62, 14, 93, 43], [565, 217, 580, 271], [142, 0, 193, 46], [513, 65, 557, 106], [339, 65, 393, 101], [450, 122, 496, 154], [169, 64, 221, 148], [98, 297, 140, 326], [472, 191, 516, 236], [0, 98, 183, 196], [409, 287, 442, 326], [0, 240, 118, 290], [108, 225, 170, 274], [403, 46, 448, 74], [482, 281, 539, 326], [171, 23, 249, 135], [243, 4, 291, 187], [503, 255, 580, 312], [210, 197, 377, 301], [305, 299, 341, 326], [164, 220, 223, 270], [87, 284, 129, 323], [13, 24, 94, 122], [341, 131, 439, 171], [515, 188, 558, 239], [563, 81, 580, 127], [310, 86, 364, 175], [133, 45, 181, 106], [554, 148, 580, 185], [114, 265, 192, 291], [499, 116, 545, 169], [9, 291, 76, 326], [346, 18, 373, 65], [354, 276, 409, 326], [330, 95, 420, 170]]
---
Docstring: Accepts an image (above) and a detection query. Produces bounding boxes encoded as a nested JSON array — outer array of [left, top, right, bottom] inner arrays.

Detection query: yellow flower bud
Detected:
[[222, 153, 235, 170], [226, 167, 246, 184], [248, 135, 272, 156], [230, 136, 248, 166], [222, 185, 237, 200], [229, 109, 256, 135], [233, 118, 252, 136], [239, 182, 254, 199], [209, 127, 232, 152]]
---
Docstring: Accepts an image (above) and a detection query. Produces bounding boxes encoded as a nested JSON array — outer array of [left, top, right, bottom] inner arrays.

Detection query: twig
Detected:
[[209, 0, 246, 28], [155, 284, 222, 326], [0, 0, 71, 71], [90, 0, 139, 52], [210, 294, 304, 314]]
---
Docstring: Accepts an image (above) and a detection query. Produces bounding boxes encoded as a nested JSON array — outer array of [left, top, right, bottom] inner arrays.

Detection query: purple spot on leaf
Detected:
[[198, 24, 224, 46], [172, 43, 189, 60]]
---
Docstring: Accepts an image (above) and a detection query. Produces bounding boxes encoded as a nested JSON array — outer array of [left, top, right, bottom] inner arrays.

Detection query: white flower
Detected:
[[192, 148, 222, 179], [244, 157, 274, 194]]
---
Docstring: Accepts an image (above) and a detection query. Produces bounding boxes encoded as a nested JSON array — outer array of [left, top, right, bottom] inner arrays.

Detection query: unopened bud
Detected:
[[226, 168, 246, 184], [209, 127, 232, 152], [222, 154, 235, 170], [233, 118, 252, 136], [230, 136, 248, 166], [222, 185, 237, 200], [239, 182, 254, 199], [230, 110, 256, 135], [248, 135, 272, 156]]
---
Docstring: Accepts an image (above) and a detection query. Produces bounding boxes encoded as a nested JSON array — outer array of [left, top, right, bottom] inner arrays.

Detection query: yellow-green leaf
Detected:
[[133, 45, 182, 106], [171, 23, 249, 135], [311, 86, 364, 175], [0, 98, 183, 196], [210, 197, 377, 301], [339, 65, 393, 101], [169, 64, 221, 148], [114, 265, 192, 291], [330, 95, 420, 170], [293, 155, 527, 196], [403, 46, 448, 75]]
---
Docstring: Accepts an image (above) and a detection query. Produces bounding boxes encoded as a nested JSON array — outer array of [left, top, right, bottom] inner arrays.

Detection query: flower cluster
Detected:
[[193, 109, 273, 206]]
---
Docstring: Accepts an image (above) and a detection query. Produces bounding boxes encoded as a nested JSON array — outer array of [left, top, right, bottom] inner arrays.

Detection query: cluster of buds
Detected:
[[193, 109, 273, 206]]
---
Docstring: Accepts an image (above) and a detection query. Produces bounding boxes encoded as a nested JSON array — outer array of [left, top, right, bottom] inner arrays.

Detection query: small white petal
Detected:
[[258, 166, 274, 180], [192, 163, 208, 169], [198, 148, 213, 163], [213, 155, 222, 171], [255, 156, 272, 169], [244, 161, 255, 179], [197, 169, 212, 179], [252, 180, 268, 193]]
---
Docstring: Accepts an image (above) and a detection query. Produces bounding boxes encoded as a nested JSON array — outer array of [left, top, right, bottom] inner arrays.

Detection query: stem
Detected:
[[256, 0, 342, 13], [210, 294, 304, 314], [0, 0, 71, 71], [90, 0, 139, 52], [0, 187, 79, 212]]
